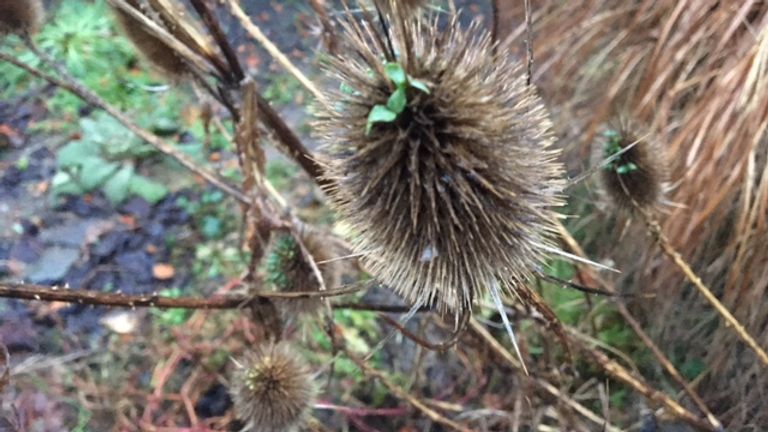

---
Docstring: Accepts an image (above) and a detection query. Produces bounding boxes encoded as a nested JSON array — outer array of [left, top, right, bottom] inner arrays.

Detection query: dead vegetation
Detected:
[[0, 0, 766, 430]]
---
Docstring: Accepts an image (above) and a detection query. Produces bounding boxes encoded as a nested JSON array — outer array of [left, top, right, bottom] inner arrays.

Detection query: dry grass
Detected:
[[498, 1, 768, 428]]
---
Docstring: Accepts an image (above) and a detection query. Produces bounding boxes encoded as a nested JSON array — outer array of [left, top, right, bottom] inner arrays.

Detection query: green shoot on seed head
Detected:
[[365, 62, 430, 135], [603, 130, 639, 175]]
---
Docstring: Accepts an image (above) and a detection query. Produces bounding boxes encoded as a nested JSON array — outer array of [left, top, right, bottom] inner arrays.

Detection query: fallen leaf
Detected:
[[152, 263, 175, 280]]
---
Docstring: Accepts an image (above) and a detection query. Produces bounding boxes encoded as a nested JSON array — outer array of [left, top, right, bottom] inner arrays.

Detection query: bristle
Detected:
[[230, 341, 316, 432], [597, 123, 667, 210], [110, 0, 188, 81], [0, 0, 44, 36], [266, 230, 343, 317], [314, 9, 565, 316], [372, 0, 429, 17]]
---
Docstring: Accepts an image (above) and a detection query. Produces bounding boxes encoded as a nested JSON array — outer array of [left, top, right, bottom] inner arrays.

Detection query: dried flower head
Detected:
[[265, 229, 343, 316], [230, 342, 316, 432], [597, 124, 667, 210], [110, 0, 188, 80], [372, 0, 429, 17], [315, 9, 565, 315], [0, 0, 44, 36]]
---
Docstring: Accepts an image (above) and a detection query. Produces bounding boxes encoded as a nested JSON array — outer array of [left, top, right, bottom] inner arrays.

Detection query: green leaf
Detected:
[[51, 171, 86, 197], [79, 157, 119, 190], [386, 87, 407, 114], [128, 175, 168, 204], [57, 140, 100, 167], [383, 62, 407, 86], [409, 78, 430, 94], [201, 215, 223, 239], [365, 105, 397, 135], [102, 166, 134, 204]]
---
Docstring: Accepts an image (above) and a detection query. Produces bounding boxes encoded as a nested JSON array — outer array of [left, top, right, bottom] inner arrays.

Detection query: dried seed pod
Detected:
[[314, 9, 565, 315], [597, 124, 667, 210], [110, 0, 188, 80], [265, 229, 343, 316], [0, 0, 44, 36], [230, 341, 316, 432]]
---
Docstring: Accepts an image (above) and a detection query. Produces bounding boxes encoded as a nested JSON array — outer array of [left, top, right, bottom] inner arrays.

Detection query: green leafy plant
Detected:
[[52, 112, 168, 204], [150, 287, 190, 326], [603, 130, 638, 174], [365, 62, 429, 135]]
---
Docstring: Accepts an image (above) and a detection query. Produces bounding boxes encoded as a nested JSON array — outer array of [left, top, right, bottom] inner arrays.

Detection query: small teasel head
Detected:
[[598, 124, 667, 210], [265, 230, 343, 317], [230, 341, 316, 432], [0, 0, 44, 37]]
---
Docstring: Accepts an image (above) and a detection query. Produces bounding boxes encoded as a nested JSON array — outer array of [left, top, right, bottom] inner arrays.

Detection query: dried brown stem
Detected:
[[0, 283, 359, 309], [555, 221, 723, 431], [0, 51, 249, 205], [187, 0, 245, 82], [637, 207, 768, 367], [468, 319, 623, 432], [224, 0, 323, 101], [573, 336, 717, 432], [308, 0, 338, 54], [344, 349, 473, 432]]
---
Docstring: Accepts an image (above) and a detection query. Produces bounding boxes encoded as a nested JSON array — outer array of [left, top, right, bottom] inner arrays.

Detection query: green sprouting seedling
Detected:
[[602, 130, 638, 175], [265, 235, 298, 289], [365, 62, 429, 135]]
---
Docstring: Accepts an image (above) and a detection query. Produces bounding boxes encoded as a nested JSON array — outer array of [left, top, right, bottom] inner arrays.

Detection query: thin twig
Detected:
[[0, 51, 249, 205], [637, 206, 768, 367], [468, 319, 624, 432], [224, 0, 324, 101], [554, 221, 723, 431], [0, 283, 359, 309], [344, 350, 473, 432], [523, 0, 533, 85], [187, 0, 245, 83]]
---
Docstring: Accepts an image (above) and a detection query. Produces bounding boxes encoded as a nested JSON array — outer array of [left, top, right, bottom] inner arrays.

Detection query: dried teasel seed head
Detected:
[[265, 229, 344, 316], [110, 0, 188, 81], [371, 0, 429, 17], [230, 342, 316, 432], [596, 123, 667, 211], [314, 9, 565, 315], [0, 0, 44, 36]]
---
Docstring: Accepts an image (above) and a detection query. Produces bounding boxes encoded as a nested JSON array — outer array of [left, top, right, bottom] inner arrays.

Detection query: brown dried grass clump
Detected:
[[315, 6, 564, 316], [110, 0, 189, 80], [266, 230, 344, 317], [230, 341, 316, 432], [498, 1, 768, 428], [0, 0, 43, 36]]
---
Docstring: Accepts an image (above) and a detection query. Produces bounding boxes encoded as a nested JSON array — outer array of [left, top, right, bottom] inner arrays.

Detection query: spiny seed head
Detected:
[[0, 0, 44, 36], [231, 342, 316, 432], [372, 0, 429, 17], [265, 230, 343, 316], [597, 123, 667, 210], [110, 0, 188, 81], [314, 9, 565, 315]]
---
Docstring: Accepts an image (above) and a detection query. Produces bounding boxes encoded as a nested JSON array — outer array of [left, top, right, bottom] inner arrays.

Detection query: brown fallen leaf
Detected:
[[152, 263, 175, 280]]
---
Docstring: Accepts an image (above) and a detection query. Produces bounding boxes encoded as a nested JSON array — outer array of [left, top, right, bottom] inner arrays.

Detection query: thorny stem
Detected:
[[555, 221, 724, 431], [467, 319, 623, 432], [344, 348, 473, 432], [0, 283, 359, 309], [188, 0, 245, 83], [637, 206, 768, 368]]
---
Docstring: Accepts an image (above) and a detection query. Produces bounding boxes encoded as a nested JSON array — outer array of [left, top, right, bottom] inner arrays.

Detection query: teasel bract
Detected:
[[598, 122, 667, 211], [314, 3, 565, 318], [230, 341, 316, 432], [110, 0, 190, 81], [266, 229, 344, 317], [0, 0, 44, 36]]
